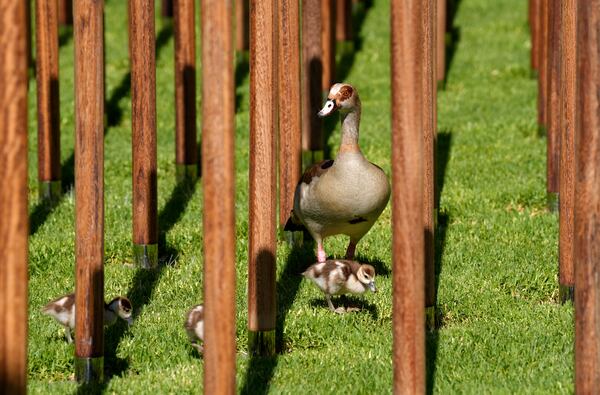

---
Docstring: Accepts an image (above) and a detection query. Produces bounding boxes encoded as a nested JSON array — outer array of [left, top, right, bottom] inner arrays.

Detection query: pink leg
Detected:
[[345, 241, 357, 260], [317, 242, 327, 262]]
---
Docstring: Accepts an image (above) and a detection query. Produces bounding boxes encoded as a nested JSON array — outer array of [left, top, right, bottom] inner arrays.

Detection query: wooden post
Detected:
[[302, 0, 324, 166], [161, 0, 173, 18], [391, 0, 425, 393], [546, 0, 561, 211], [336, 0, 353, 44], [559, 0, 576, 303], [0, 1, 28, 393], [236, 0, 249, 52], [58, 0, 73, 26], [248, 0, 277, 356], [423, 0, 436, 331], [174, 0, 198, 183], [129, 0, 158, 269], [321, 0, 336, 92], [530, 0, 541, 72], [73, 0, 105, 384], [436, 0, 446, 84], [36, 0, 62, 204], [278, 0, 302, 236], [575, 1, 600, 392], [201, 0, 236, 392], [538, 0, 549, 130]]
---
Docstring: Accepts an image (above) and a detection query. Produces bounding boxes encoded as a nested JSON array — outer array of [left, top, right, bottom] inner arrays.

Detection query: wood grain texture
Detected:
[[201, 0, 236, 392], [321, 0, 336, 91], [278, 0, 302, 227], [436, 0, 446, 83], [235, 0, 249, 51], [248, 0, 277, 331], [73, 0, 105, 359], [538, 0, 549, 127], [559, 0, 575, 290], [530, 0, 540, 71], [391, 0, 425, 392], [423, 0, 436, 309], [58, 0, 73, 25], [336, 0, 352, 42], [0, 1, 28, 393], [174, 0, 197, 167], [36, 0, 61, 183], [575, 1, 600, 392], [546, 0, 560, 194], [302, 0, 323, 152], [129, 0, 157, 245]]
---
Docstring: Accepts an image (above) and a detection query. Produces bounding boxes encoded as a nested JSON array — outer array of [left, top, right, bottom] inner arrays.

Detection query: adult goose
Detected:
[[285, 83, 390, 262]]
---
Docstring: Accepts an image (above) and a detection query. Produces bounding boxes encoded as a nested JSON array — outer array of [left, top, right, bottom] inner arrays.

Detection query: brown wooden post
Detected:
[[391, 0, 425, 392], [575, 0, 600, 391], [161, 0, 173, 18], [201, 0, 236, 392], [36, 0, 62, 204], [58, 0, 73, 25], [559, 0, 576, 303], [174, 0, 198, 183], [423, 0, 436, 331], [436, 0, 446, 84], [546, 0, 561, 211], [73, 0, 105, 384], [336, 0, 353, 44], [538, 0, 549, 129], [129, 0, 158, 268], [0, 1, 28, 393], [302, 0, 324, 166], [248, 0, 277, 356], [236, 0, 249, 52], [278, 0, 302, 238], [530, 0, 541, 72], [321, 0, 336, 92]]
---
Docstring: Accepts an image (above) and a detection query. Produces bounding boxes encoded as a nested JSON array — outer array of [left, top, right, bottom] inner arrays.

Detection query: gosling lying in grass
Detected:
[[302, 259, 376, 313], [42, 293, 133, 343], [184, 304, 204, 354]]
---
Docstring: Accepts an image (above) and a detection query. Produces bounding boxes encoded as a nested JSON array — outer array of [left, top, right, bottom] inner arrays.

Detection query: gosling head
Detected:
[[318, 83, 359, 117], [106, 296, 133, 326], [357, 264, 377, 293]]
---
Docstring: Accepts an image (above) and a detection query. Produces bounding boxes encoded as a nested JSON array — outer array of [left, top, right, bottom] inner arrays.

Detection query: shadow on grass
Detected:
[[239, 238, 315, 394], [235, 53, 250, 111], [309, 295, 379, 320], [440, 0, 463, 89], [426, 130, 452, 394]]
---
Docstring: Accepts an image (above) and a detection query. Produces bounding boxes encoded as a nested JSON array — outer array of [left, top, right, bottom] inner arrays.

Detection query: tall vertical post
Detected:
[[575, 0, 600, 392], [278, 0, 302, 236], [423, 0, 436, 331], [161, 0, 173, 18], [236, 0, 249, 52], [302, 0, 324, 166], [0, 1, 28, 393], [129, 0, 158, 269], [538, 0, 549, 130], [321, 0, 336, 92], [58, 0, 73, 25], [436, 0, 446, 84], [36, 0, 62, 204], [559, 0, 576, 303], [391, 0, 425, 393], [546, 0, 561, 211], [248, 0, 277, 356], [530, 0, 541, 72], [201, 0, 236, 392], [174, 0, 198, 182], [73, 0, 105, 384], [336, 0, 353, 45]]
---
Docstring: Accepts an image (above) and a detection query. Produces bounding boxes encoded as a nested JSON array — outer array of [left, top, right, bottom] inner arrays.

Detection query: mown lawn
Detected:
[[27, 0, 573, 393]]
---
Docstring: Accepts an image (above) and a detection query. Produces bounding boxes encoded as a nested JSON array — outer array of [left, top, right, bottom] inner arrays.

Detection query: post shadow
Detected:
[[235, 53, 250, 111], [441, 0, 463, 89]]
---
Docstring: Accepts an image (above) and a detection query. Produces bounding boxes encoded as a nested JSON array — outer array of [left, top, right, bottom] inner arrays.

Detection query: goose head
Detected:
[[318, 83, 360, 117], [357, 264, 377, 293]]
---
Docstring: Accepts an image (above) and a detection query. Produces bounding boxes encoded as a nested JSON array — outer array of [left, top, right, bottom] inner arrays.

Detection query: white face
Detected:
[[318, 99, 337, 117]]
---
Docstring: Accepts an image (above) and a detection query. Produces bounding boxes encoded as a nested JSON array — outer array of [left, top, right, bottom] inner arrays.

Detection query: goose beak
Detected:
[[368, 282, 377, 293], [318, 99, 337, 117]]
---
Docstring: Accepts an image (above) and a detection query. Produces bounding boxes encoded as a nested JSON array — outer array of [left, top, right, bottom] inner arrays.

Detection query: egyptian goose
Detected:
[[42, 293, 133, 343], [184, 304, 204, 354], [285, 83, 391, 262], [303, 259, 376, 313]]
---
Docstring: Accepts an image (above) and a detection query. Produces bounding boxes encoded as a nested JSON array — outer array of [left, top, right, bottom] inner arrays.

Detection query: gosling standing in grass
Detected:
[[303, 260, 377, 313], [184, 304, 204, 354], [42, 293, 133, 343]]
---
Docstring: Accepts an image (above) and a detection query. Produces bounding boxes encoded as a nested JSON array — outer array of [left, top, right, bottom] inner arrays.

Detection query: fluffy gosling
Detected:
[[184, 304, 204, 354]]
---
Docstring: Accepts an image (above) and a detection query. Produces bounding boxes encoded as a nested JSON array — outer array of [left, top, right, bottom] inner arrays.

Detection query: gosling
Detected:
[[184, 304, 204, 354]]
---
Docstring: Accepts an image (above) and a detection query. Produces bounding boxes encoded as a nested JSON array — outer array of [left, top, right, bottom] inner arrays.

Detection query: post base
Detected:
[[248, 329, 275, 357], [559, 284, 574, 304], [175, 163, 198, 184], [547, 192, 559, 213], [133, 243, 158, 269], [38, 180, 62, 205], [425, 306, 436, 331], [302, 150, 324, 169], [75, 356, 103, 384]]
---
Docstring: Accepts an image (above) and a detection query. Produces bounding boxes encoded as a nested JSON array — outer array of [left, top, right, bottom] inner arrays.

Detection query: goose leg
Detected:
[[317, 241, 327, 262], [345, 240, 357, 259], [65, 328, 73, 344]]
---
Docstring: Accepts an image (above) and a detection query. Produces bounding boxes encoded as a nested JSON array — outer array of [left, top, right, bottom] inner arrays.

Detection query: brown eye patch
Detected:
[[338, 85, 354, 101], [121, 298, 132, 311]]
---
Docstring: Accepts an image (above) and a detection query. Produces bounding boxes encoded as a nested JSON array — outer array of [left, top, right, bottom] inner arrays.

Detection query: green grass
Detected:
[[27, 0, 573, 393]]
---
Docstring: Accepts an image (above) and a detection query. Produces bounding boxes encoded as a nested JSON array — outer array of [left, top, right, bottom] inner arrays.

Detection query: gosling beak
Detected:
[[318, 99, 337, 118], [368, 282, 377, 293], [126, 316, 134, 326]]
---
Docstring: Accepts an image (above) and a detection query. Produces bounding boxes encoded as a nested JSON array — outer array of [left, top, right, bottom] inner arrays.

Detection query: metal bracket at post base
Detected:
[[75, 356, 103, 384], [302, 150, 324, 169], [248, 329, 275, 357], [175, 163, 198, 184], [133, 243, 158, 269], [425, 306, 436, 331], [38, 180, 62, 205], [559, 284, 574, 304], [547, 191, 559, 213]]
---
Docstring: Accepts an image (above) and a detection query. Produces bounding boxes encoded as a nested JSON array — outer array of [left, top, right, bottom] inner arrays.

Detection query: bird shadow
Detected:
[[309, 294, 378, 321]]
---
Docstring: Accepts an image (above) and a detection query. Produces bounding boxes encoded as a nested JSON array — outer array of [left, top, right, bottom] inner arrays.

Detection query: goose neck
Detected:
[[339, 109, 361, 152]]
